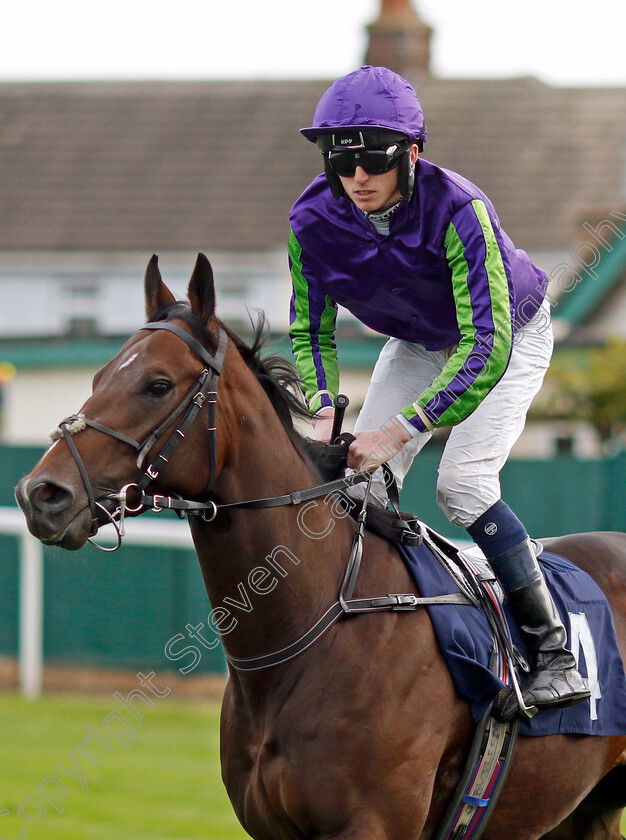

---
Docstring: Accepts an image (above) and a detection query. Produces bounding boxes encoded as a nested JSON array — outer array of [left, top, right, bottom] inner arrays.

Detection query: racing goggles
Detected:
[[326, 141, 408, 178]]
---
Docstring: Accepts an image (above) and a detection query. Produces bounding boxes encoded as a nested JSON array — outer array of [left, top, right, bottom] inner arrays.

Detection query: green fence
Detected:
[[0, 445, 224, 674], [400, 448, 626, 538], [1, 445, 624, 674]]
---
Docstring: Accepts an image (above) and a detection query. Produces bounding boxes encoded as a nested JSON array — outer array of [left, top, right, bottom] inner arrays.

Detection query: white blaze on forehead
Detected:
[[116, 351, 139, 372]]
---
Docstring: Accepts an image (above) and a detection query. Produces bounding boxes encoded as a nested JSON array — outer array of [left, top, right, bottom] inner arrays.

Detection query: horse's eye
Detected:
[[145, 380, 172, 397]]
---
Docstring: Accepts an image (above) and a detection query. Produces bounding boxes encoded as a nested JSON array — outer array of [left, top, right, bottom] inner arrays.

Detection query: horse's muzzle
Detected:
[[15, 475, 93, 550]]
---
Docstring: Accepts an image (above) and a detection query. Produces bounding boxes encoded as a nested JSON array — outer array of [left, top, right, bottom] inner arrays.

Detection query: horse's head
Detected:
[[16, 253, 232, 550]]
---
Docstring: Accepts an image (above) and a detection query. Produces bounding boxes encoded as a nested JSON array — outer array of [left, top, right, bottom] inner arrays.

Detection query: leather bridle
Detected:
[[52, 320, 228, 550], [52, 319, 369, 552]]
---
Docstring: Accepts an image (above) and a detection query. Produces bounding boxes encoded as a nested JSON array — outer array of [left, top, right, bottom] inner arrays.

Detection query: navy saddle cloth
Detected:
[[399, 541, 626, 737]]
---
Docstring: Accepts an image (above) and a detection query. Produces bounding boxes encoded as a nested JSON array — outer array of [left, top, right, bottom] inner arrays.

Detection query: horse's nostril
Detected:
[[37, 484, 59, 503], [30, 480, 73, 512]]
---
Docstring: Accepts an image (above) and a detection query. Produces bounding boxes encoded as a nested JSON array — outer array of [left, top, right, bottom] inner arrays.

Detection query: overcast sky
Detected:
[[2, 0, 625, 87]]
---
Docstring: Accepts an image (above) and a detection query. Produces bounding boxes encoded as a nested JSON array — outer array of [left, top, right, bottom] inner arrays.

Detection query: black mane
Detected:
[[227, 314, 312, 429]]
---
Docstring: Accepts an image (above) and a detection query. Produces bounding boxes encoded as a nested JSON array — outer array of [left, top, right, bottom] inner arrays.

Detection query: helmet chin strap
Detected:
[[398, 149, 417, 202]]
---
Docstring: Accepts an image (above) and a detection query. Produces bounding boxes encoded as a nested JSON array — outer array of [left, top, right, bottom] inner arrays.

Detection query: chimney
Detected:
[[365, 0, 433, 80]]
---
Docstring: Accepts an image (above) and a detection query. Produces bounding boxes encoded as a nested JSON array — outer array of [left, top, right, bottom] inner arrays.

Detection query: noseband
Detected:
[[51, 321, 228, 550]]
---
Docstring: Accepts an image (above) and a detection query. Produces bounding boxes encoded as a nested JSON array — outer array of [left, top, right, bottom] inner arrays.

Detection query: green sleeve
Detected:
[[400, 200, 513, 431], [288, 229, 339, 412]]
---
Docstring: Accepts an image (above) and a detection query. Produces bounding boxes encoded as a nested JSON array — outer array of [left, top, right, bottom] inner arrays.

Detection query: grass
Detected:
[[0, 691, 248, 840], [1, 691, 624, 838]]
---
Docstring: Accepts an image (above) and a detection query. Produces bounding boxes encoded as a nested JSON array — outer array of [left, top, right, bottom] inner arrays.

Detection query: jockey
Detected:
[[288, 65, 590, 716]]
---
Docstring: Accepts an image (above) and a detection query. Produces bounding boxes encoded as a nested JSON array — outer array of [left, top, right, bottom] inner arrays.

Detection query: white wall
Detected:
[[0, 249, 294, 337], [3, 368, 96, 445], [0, 248, 296, 445]]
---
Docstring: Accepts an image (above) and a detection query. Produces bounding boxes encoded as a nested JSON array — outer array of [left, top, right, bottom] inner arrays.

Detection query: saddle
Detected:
[[303, 436, 422, 544], [354, 502, 422, 545]]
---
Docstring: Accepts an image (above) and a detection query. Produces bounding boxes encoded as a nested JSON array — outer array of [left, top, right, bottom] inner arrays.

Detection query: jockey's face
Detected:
[[339, 145, 419, 213]]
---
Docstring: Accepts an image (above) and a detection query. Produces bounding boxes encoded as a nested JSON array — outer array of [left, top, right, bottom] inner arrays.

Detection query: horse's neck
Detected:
[[191, 389, 354, 661]]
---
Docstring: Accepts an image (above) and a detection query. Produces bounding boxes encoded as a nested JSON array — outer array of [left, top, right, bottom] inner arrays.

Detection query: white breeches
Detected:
[[352, 300, 554, 528]]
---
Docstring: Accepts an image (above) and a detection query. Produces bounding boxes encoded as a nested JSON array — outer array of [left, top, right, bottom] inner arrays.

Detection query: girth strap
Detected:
[[432, 702, 519, 840]]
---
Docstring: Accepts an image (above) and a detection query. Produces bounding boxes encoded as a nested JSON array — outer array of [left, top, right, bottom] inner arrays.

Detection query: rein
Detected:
[[52, 321, 479, 665], [52, 317, 473, 661]]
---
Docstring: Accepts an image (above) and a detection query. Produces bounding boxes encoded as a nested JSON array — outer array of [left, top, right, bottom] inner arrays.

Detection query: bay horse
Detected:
[[16, 254, 626, 840]]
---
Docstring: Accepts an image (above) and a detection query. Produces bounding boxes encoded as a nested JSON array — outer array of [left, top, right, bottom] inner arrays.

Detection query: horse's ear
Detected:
[[188, 253, 216, 324], [145, 254, 176, 319]]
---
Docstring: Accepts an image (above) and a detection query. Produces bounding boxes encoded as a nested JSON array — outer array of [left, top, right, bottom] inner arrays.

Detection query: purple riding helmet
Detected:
[[300, 65, 427, 202]]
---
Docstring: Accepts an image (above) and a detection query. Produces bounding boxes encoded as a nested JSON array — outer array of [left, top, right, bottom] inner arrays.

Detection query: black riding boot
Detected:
[[490, 538, 590, 717]]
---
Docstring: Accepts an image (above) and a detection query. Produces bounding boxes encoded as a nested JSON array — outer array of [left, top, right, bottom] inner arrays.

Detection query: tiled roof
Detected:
[[0, 77, 624, 253], [418, 77, 626, 250]]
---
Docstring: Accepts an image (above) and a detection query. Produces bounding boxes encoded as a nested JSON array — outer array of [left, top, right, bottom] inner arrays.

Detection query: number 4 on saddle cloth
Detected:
[[400, 538, 626, 737]]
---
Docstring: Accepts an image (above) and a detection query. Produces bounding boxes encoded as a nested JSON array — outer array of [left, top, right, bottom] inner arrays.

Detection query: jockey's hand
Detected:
[[311, 408, 335, 443], [347, 425, 412, 472]]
